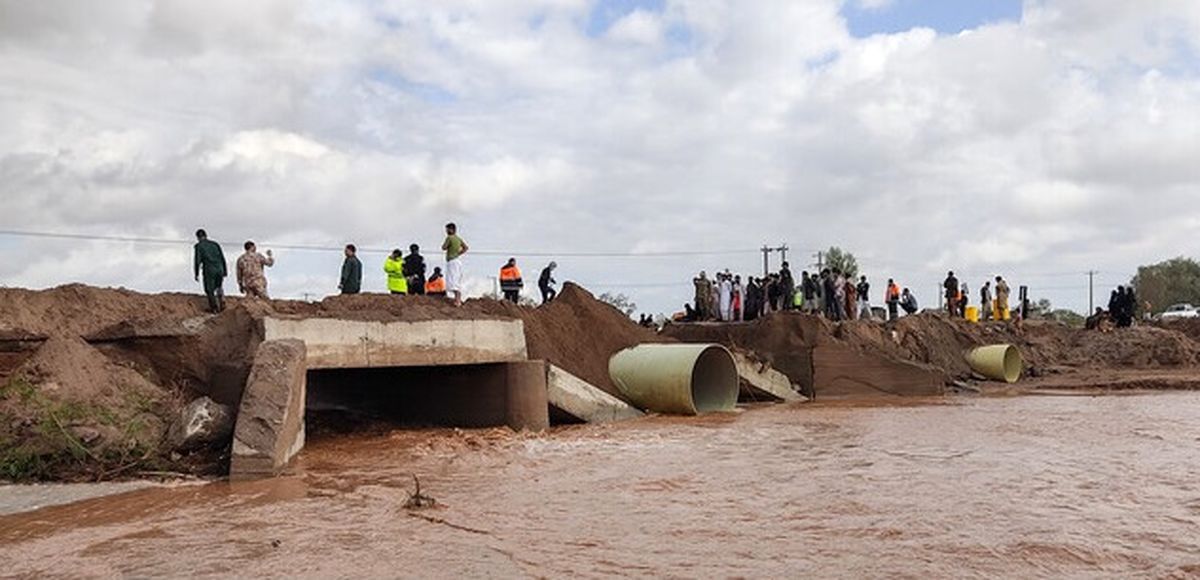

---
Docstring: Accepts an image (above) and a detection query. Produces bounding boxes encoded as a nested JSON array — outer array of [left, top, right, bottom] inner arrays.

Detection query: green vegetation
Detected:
[[0, 377, 166, 482], [824, 247, 859, 279], [1131, 257, 1200, 315]]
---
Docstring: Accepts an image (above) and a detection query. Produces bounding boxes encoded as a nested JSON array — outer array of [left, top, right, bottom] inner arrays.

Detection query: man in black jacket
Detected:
[[403, 244, 427, 295], [779, 262, 796, 311], [943, 271, 960, 315], [538, 262, 558, 304], [339, 244, 362, 295]]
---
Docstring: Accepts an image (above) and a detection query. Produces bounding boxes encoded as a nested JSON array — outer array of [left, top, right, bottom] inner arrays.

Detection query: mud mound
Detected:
[[13, 336, 164, 405], [268, 293, 517, 322], [1158, 319, 1200, 343], [518, 283, 663, 396], [1, 337, 178, 481], [0, 284, 207, 339], [1057, 326, 1200, 368]]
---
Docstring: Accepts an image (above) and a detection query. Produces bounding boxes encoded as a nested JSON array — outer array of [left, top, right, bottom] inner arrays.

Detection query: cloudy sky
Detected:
[[1, 0, 1198, 315]]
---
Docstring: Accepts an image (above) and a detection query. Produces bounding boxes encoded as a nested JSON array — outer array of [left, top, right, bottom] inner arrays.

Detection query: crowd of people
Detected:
[[676, 262, 1037, 326], [1086, 285, 1140, 331], [941, 271, 1013, 321], [192, 223, 563, 314], [682, 264, 922, 323]]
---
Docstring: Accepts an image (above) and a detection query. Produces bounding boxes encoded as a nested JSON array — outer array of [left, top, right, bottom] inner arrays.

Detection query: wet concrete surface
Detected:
[[2, 393, 1200, 578]]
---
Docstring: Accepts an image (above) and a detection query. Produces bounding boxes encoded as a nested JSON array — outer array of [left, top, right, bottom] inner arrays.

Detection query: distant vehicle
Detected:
[[1159, 304, 1199, 320]]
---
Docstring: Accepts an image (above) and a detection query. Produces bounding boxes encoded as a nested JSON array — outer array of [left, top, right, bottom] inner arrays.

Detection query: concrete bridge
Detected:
[[230, 316, 643, 479]]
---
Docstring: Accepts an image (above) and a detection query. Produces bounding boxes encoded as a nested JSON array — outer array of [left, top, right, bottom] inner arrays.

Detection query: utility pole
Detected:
[[813, 251, 824, 271], [1088, 270, 1096, 314], [761, 246, 771, 277], [778, 244, 789, 265]]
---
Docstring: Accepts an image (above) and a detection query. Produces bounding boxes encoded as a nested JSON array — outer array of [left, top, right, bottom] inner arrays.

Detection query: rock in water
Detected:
[[168, 396, 234, 452]]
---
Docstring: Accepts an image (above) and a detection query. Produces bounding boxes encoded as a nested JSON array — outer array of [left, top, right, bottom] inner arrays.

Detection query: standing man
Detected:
[[403, 244, 427, 296], [339, 244, 362, 295], [499, 258, 524, 304], [718, 273, 733, 322], [779, 262, 796, 311], [539, 262, 558, 304], [236, 241, 275, 299], [994, 276, 1010, 321], [856, 275, 871, 320], [943, 271, 960, 315], [980, 281, 992, 322], [442, 223, 469, 306], [193, 229, 227, 313], [885, 278, 901, 321], [693, 271, 710, 320], [384, 249, 408, 295]]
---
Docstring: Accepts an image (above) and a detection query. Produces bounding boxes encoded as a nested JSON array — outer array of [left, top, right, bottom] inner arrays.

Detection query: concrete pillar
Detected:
[[230, 339, 308, 480], [503, 361, 550, 432]]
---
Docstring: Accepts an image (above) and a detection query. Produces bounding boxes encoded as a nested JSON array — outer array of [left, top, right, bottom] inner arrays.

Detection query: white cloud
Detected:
[[0, 0, 1198, 315]]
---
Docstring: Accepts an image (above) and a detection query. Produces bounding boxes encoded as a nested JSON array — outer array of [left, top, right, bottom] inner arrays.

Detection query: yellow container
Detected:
[[966, 344, 1023, 383], [965, 306, 979, 323]]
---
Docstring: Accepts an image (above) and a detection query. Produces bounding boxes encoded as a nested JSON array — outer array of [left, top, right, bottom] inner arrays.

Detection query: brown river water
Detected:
[[2, 393, 1200, 578]]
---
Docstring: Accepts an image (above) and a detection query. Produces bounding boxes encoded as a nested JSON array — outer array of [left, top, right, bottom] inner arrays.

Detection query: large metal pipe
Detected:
[[608, 344, 739, 415]]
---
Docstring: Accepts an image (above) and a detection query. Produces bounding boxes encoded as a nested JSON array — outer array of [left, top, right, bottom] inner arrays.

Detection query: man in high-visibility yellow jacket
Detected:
[[384, 249, 408, 294]]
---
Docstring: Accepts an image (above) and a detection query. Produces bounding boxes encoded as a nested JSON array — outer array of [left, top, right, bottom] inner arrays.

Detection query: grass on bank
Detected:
[[0, 376, 170, 482]]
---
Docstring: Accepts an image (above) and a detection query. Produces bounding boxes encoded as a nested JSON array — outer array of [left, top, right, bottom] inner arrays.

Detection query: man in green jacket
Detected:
[[193, 229, 227, 313], [339, 244, 362, 294]]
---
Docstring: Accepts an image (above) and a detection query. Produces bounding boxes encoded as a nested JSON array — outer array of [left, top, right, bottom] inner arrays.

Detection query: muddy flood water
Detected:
[[2, 393, 1200, 578]]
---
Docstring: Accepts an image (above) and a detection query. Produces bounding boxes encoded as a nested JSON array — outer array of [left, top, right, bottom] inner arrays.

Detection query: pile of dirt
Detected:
[[0, 284, 208, 339], [1158, 318, 1200, 344], [268, 293, 517, 323], [0, 336, 180, 481], [516, 283, 665, 395], [664, 311, 1200, 390]]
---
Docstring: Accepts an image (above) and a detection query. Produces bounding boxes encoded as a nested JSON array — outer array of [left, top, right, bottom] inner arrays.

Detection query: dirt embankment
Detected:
[[0, 282, 654, 481], [664, 311, 1200, 396]]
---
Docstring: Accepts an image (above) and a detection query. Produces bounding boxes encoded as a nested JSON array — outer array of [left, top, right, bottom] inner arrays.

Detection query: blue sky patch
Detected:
[[585, 0, 665, 37], [367, 68, 457, 104], [844, 0, 1022, 37]]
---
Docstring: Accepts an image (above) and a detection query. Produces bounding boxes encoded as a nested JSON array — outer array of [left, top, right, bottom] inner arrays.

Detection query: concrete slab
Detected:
[[732, 352, 805, 402], [230, 339, 308, 480], [548, 364, 644, 423], [812, 344, 946, 398], [262, 317, 528, 370]]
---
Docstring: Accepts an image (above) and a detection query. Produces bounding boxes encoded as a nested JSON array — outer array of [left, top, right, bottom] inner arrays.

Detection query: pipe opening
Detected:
[[690, 346, 740, 413], [1002, 346, 1022, 383]]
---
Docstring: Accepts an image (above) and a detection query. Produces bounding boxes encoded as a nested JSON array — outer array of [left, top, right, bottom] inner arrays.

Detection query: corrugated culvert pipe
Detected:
[[608, 344, 739, 415]]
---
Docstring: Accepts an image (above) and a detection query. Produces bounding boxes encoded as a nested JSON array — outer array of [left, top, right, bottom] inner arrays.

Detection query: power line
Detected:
[[0, 229, 762, 258]]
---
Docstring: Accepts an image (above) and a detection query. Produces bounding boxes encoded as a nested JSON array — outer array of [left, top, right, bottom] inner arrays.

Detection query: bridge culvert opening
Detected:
[[305, 363, 544, 438]]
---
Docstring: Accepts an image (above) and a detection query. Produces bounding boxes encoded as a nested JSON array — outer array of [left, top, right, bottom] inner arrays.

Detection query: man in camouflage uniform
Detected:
[[236, 240, 275, 299]]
